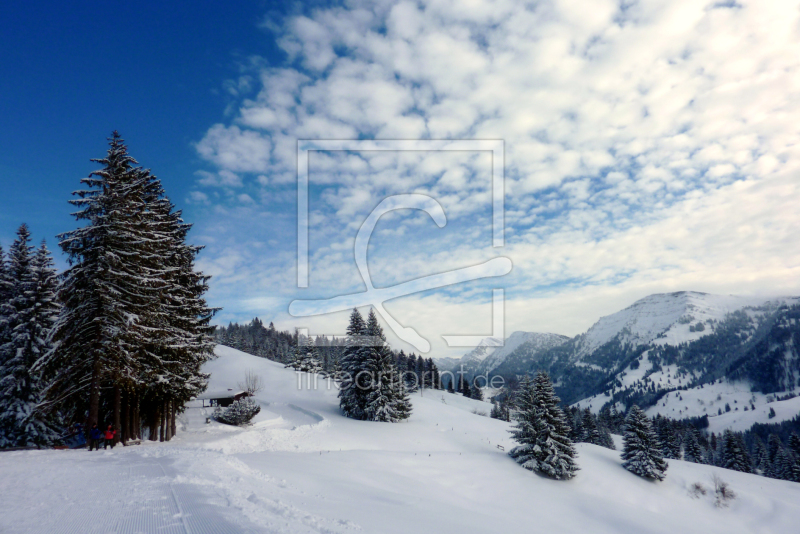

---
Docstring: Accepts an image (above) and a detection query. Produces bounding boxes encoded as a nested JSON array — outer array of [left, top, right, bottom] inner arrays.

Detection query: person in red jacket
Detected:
[[103, 425, 117, 449]]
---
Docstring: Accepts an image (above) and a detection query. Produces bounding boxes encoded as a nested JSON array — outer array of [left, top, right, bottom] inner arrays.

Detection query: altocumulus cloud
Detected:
[[191, 0, 800, 358]]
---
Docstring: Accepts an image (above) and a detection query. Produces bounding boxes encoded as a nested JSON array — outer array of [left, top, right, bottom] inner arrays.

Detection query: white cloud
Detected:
[[194, 0, 800, 358]]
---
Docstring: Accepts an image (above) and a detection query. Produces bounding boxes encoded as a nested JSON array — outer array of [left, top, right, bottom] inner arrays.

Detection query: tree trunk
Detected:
[[113, 386, 121, 445], [87, 357, 102, 431], [132, 393, 140, 440], [164, 400, 171, 441], [171, 402, 177, 438], [159, 401, 166, 442], [149, 406, 159, 441], [121, 392, 129, 444]]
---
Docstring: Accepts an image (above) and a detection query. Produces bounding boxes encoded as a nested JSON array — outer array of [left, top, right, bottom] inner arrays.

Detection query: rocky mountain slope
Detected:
[[478, 292, 800, 416]]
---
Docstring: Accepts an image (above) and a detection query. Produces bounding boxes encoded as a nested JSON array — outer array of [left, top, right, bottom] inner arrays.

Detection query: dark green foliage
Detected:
[[721, 430, 752, 473], [509, 372, 578, 480], [621, 405, 668, 480], [214, 318, 298, 364], [34, 132, 216, 442], [683, 428, 704, 463], [0, 229, 61, 447], [213, 397, 260, 426]]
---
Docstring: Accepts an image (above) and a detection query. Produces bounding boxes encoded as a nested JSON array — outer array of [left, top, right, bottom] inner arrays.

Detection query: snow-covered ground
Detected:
[[575, 371, 800, 434], [1, 345, 799, 534]]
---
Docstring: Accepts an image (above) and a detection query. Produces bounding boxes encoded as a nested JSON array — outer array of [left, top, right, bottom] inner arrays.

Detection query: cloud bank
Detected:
[[190, 0, 800, 357]]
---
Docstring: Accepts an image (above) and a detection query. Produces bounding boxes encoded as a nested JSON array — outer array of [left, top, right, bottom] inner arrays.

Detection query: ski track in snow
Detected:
[[1, 345, 799, 534]]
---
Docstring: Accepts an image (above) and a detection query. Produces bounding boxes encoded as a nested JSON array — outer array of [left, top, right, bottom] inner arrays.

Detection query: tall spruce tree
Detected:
[[683, 428, 704, 463], [621, 405, 668, 480], [509, 372, 578, 480], [36, 132, 216, 442], [339, 308, 368, 419], [363, 309, 410, 422], [720, 429, 752, 474], [0, 228, 60, 446], [582, 408, 601, 445], [287, 335, 323, 374]]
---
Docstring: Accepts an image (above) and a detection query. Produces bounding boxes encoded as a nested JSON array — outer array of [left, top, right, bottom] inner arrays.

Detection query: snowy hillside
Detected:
[[436, 331, 568, 375], [2, 346, 799, 534], [434, 335, 503, 373], [476, 331, 568, 375]]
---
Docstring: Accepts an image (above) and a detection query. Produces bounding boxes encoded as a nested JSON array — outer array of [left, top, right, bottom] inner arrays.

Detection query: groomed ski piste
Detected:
[[1, 346, 799, 534]]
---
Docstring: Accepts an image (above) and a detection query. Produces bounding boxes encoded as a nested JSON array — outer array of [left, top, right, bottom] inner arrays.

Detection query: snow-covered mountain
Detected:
[[435, 331, 568, 376], [491, 292, 800, 418], [571, 291, 793, 361]]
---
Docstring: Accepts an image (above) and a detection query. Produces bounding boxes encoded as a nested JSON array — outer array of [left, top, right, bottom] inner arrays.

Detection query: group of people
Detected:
[[86, 423, 117, 451]]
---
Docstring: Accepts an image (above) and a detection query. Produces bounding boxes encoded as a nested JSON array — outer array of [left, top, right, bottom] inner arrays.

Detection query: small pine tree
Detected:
[[582, 408, 601, 445], [446, 377, 455, 394], [471, 380, 484, 401], [598, 423, 616, 450], [721, 429, 752, 474], [788, 433, 800, 458], [509, 372, 578, 480], [621, 405, 668, 480], [461, 377, 472, 399], [772, 447, 793, 481], [683, 428, 704, 464], [287, 335, 323, 374]]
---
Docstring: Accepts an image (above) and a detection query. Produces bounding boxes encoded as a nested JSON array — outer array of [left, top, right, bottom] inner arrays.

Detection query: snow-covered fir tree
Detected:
[[720, 429, 752, 474], [471, 381, 484, 401], [683, 428, 704, 463], [363, 309, 411, 422], [509, 372, 578, 480], [582, 408, 601, 445], [771, 447, 793, 481], [287, 335, 323, 374], [621, 405, 668, 480], [339, 308, 368, 420], [0, 227, 60, 447], [753, 436, 769, 474], [35, 132, 216, 443]]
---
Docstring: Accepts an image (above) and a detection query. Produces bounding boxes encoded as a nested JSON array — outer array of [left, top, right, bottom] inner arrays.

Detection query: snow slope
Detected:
[[1, 345, 799, 534], [436, 331, 567, 375]]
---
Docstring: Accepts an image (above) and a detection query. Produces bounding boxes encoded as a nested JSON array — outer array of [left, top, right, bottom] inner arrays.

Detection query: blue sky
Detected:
[[0, 0, 280, 252], [3, 1, 800, 358]]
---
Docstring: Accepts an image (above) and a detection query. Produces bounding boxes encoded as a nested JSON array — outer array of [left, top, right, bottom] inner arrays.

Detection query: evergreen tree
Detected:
[[772, 447, 793, 481], [471, 379, 484, 401], [446, 377, 455, 394], [753, 435, 769, 474], [490, 401, 504, 420], [461, 376, 472, 399], [0, 228, 61, 447], [598, 423, 616, 450], [789, 433, 800, 458], [721, 429, 752, 473], [621, 405, 668, 480], [36, 132, 216, 442], [683, 428, 704, 464], [568, 408, 584, 442], [339, 308, 368, 419], [430, 359, 441, 389], [582, 408, 601, 445], [363, 309, 411, 422], [286, 335, 323, 374], [508, 372, 578, 480]]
